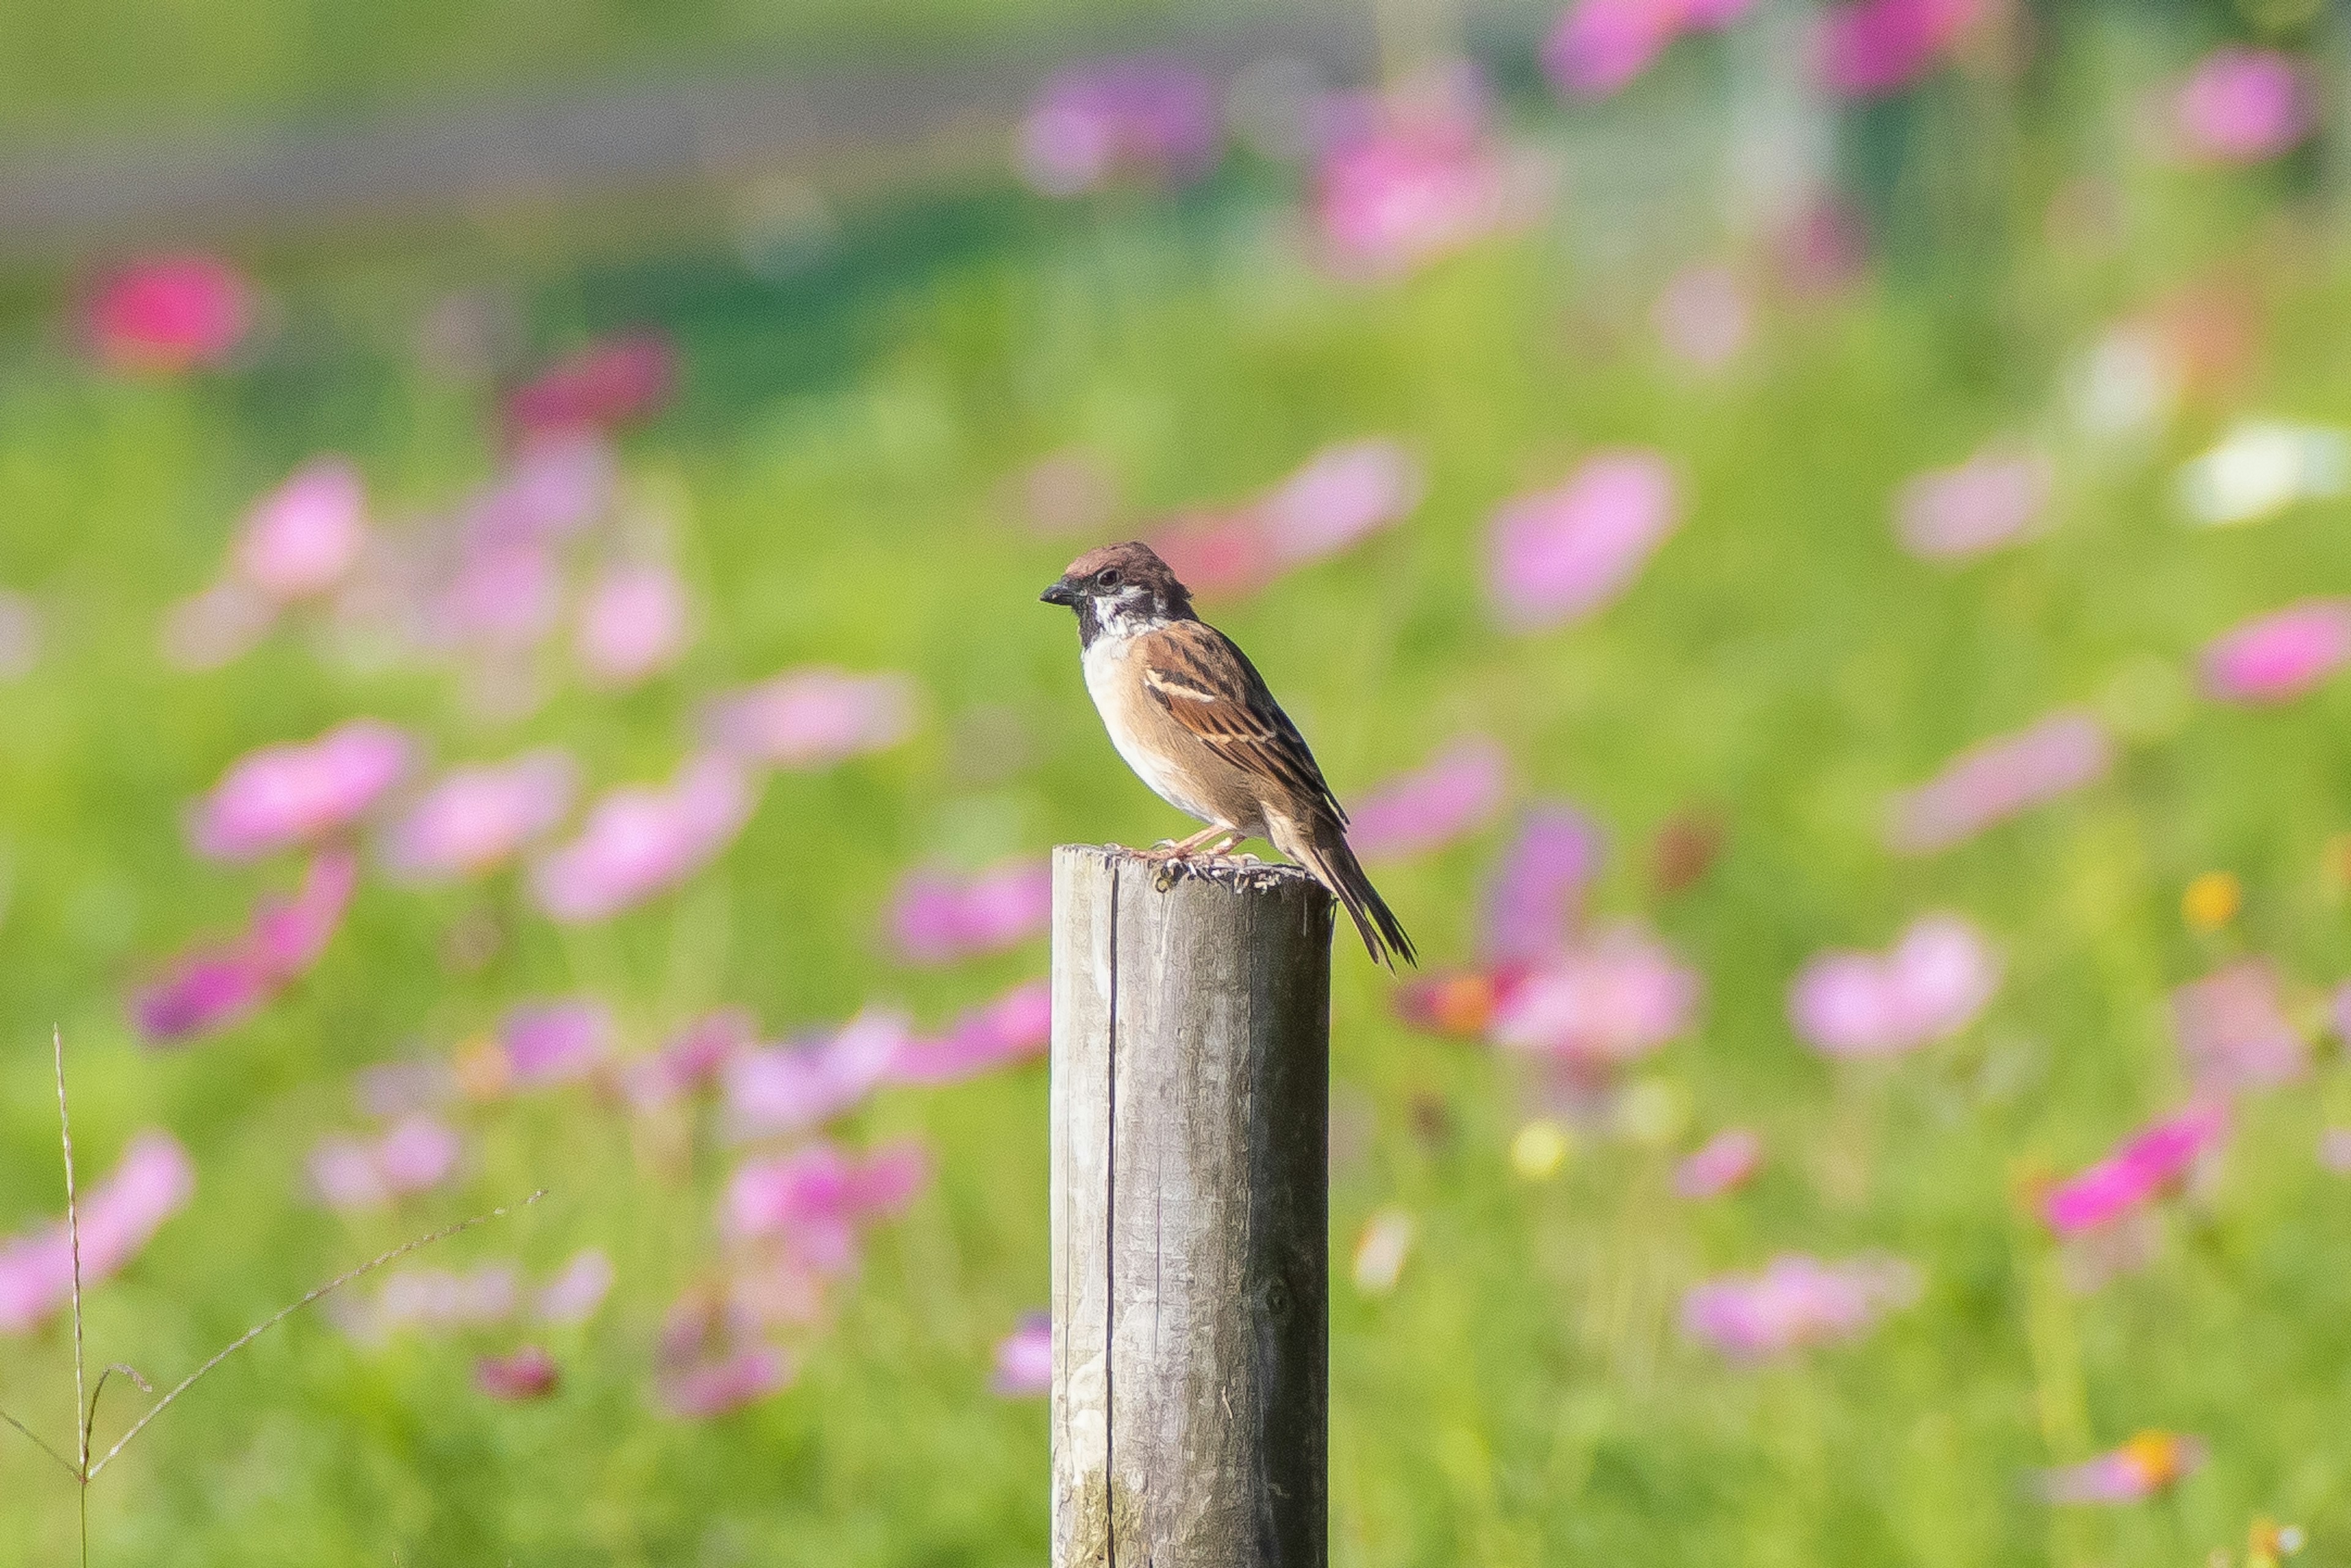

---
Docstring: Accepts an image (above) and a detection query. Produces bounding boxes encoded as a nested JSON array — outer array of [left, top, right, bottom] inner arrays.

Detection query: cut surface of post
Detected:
[[1051, 844, 1333, 1568]]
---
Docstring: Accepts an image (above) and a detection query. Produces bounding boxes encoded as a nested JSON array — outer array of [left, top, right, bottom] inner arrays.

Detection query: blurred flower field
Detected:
[[8, 4, 2351, 1563]]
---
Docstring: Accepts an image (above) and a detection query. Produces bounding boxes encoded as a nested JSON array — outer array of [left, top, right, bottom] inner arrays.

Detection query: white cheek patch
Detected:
[[1095, 587, 1167, 640]]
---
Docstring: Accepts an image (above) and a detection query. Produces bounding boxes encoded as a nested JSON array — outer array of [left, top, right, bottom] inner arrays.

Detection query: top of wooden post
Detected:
[[1051, 842, 1332, 904]]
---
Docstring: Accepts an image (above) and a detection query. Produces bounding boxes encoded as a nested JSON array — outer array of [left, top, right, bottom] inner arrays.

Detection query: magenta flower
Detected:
[[189, 719, 411, 861], [1652, 261, 1751, 373], [308, 1114, 463, 1210], [1489, 922, 1700, 1066], [1816, 0, 1982, 99], [1016, 57, 1221, 196], [234, 459, 367, 602], [80, 255, 255, 372], [1347, 737, 1509, 861], [1486, 449, 1680, 630], [1545, 0, 1757, 100], [0, 1132, 195, 1334], [1674, 1128, 1764, 1198], [576, 560, 691, 688], [159, 577, 277, 672], [2042, 1431, 2207, 1504], [537, 1248, 615, 1325], [1313, 75, 1535, 279], [1789, 913, 2000, 1057], [382, 749, 578, 881], [474, 1345, 560, 1401], [2200, 599, 2351, 703], [992, 1312, 1053, 1397], [656, 1345, 791, 1419], [2172, 961, 2304, 1098], [2173, 48, 2313, 165], [703, 667, 918, 770], [1679, 1253, 1919, 1359], [1894, 445, 2053, 561], [723, 1138, 931, 1270], [531, 754, 756, 922], [886, 859, 1052, 964], [132, 849, 357, 1043], [503, 331, 676, 437], [2042, 1103, 2228, 1236], [722, 1009, 905, 1138], [890, 980, 1052, 1086], [623, 1008, 757, 1110], [1886, 709, 2110, 855], [1480, 802, 1604, 961], [1254, 439, 1424, 568], [498, 999, 613, 1088]]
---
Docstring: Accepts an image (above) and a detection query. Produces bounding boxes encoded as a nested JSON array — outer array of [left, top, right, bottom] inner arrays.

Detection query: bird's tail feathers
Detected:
[[1289, 828, 1415, 972]]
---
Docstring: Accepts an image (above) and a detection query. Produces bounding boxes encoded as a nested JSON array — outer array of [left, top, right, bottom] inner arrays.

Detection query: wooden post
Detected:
[[1050, 844, 1333, 1568]]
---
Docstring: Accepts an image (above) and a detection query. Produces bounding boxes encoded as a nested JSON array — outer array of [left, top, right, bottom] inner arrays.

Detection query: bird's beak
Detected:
[[1040, 579, 1078, 607]]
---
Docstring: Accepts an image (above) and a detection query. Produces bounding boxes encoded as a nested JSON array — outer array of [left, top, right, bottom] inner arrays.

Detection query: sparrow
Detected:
[[1041, 541, 1416, 970]]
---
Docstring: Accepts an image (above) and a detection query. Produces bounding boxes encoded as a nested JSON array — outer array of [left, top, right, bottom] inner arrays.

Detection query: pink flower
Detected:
[[132, 849, 356, 1043], [2172, 961, 2304, 1098], [2200, 599, 2351, 703], [2319, 1126, 2351, 1176], [1816, 0, 1982, 99], [531, 754, 756, 921], [1480, 802, 1604, 961], [1886, 709, 2110, 854], [1348, 737, 1510, 860], [1149, 511, 1276, 601], [308, 1114, 463, 1210], [2042, 1431, 2207, 1504], [0, 1132, 195, 1333], [1313, 74, 1537, 278], [702, 667, 918, 770], [723, 1009, 905, 1138], [434, 539, 563, 653], [1490, 922, 1700, 1065], [0, 588, 40, 680], [656, 1345, 790, 1419], [1544, 0, 1758, 100], [1652, 261, 1751, 373], [234, 460, 367, 602], [190, 719, 412, 861], [1254, 439, 1424, 568], [2042, 1103, 2228, 1235], [1674, 1128, 1764, 1198], [992, 1312, 1053, 1396], [1016, 57, 1221, 195], [1894, 445, 2053, 561], [1788, 913, 2000, 1057], [474, 1346, 560, 1401], [537, 1248, 615, 1324], [1485, 450, 1680, 629], [724, 1138, 931, 1270], [81, 255, 255, 372], [463, 433, 614, 546], [1680, 1252, 1919, 1359], [890, 980, 1052, 1086], [887, 860, 1052, 964], [576, 561, 691, 688], [504, 331, 676, 437], [337, 1262, 520, 1343], [624, 1008, 756, 1109], [382, 749, 578, 881], [160, 577, 277, 672], [498, 999, 613, 1087], [2173, 48, 2313, 165]]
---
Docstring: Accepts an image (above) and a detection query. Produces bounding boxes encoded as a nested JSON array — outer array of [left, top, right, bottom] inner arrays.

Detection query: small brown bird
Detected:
[[1040, 541, 1415, 970]]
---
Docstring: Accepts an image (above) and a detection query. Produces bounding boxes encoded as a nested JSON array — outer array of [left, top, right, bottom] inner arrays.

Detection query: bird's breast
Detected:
[[1081, 636, 1229, 827]]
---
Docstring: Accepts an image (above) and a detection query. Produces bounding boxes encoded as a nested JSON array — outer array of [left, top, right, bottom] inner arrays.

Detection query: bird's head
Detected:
[[1040, 541, 1194, 645]]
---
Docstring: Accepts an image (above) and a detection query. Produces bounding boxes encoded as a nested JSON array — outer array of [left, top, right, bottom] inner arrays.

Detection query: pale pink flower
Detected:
[[354, 1059, 454, 1119], [0, 1132, 195, 1333], [1016, 57, 1221, 196], [0, 588, 39, 680], [1486, 449, 1679, 629], [1148, 511, 1280, 601], [434, 539, 562, 653], [337, 1262, 520, 1343], [992, 1312, 1053, 1396], [623, 1008, 757, 1109], [190, 719, 411, 861], [1886, 710, 2110, 855], [1490, 922, 1700, 1065], [703, 667, 918, 770], [1652, 262, 1751, 373], [1313, 74, 1537, 278], [887, 860, 1052, 964], [576, 560, 690, 688], [1679, 1252, 1919, 1359], [1348, 737, 1510, 861], [2042, 1103, 2228, 1235], [307, 1114, 463, 1210], [723, 1138, 931, 1270], [504, 331, 676, 437], [382, 749, 578, 881], [890, 980, 1052, 1086], [474, 1346, 560, 1401], [1816, 0, 1983, 99], [1480, 802, 1604, 961], [234, 460, 367, 602], [159, 577, 277, 671], [656, 1345, 790, 1419], [2319, 1127, 2351, 1176], [1255, 439, 1424, 567], [2200, 599, 2351, 703], [1789, 913, 2000, 1057], [463, 433, 614, 546], [723, 1009, 905, 1138], [132, 849, 357, 1043], [1894, 445, 2053, 561], [2042, 1431, 2207, 1504], [2172, 961, 2304, 1097], [531, 753, 756, 921], [498, 999, 613, 1087], [81, 255, 255, 372], [538, 1249, 615, 1325], [1674, 1128, 1763, 1198], [2173, 48, 2313, 165], [1545, 0, 1758, 100]]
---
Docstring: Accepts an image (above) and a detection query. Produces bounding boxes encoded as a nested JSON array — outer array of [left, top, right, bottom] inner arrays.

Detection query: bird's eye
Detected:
[[1095, 568, 1123, 590]]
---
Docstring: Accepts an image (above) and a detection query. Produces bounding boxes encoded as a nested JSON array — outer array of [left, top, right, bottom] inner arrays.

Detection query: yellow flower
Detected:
[[1510, 1119, 1573, 1181], [2183, 871, 2241, 931]]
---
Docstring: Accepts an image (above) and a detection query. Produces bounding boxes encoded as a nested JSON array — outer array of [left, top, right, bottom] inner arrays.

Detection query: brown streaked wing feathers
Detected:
[[1140, 621, 1348, 828]]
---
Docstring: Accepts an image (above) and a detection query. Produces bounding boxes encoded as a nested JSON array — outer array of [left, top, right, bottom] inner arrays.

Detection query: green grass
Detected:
[[6, 118, 2351, 1564]]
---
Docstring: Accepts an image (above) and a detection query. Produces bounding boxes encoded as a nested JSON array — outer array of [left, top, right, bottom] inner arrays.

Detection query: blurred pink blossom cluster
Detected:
[[2171, 48, 2314, 166], [991, 1311, 1054, 1397], [576, 560, 692, 688], [1652, 262, 1752, 374], [1016, 57, 1222, 196], [1150, 438, 1423, 600], [1489, 921, 1701, 1068], [503, 331, 677, 438], [1480, 803, 1604, 962], [1886, 708, 2110, 854], [483, 998, 616, 1092], [132, 849, 358, 1043], [1347, 737, 1510, 861], [309, 1114, 465, 1211], [2041, 1103, 2227, 1236], [162, 460, 372, 670], [1894, 444, 2053, 562], [724, 1009, 905, 1139], [2042, 1431, 2207, 1504], [2172, 961, 2305, 1098], [1311, 72, 1545, 279], [0, 1132, 195, 1334], [1815, 0, 1984, 99], [1486, 449, 1681, 631], [887, 860, 1052, 964], [888, 980, 1052, 1086], [0, 588, 39, 680], [1788, 913, 2000, 1057], [1680, 1252, 1919, 1359], [336, 1247, 612, 1344], [654, 1292, 795, 1418], [1674, 1127, 1763, 1198], [188, 720, 411, 861], [623, 1007, 757, 1111], [80, 255, 257, 373], [530, 754, 756, 923], [1543, 0, 1757, 100], [2200, 599, 2351, 703], [382, 749, 579, 881], [703, 666, 919, 770], [724, 1138, 930, 1269]]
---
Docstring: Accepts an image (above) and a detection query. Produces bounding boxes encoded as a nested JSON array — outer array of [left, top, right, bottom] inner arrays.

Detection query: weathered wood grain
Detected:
[[1051, 844, 1333, 1568]]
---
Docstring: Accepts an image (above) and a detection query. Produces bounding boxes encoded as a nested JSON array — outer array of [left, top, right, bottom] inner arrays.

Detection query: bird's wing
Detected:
[[1140, 620, 1349, 828]]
